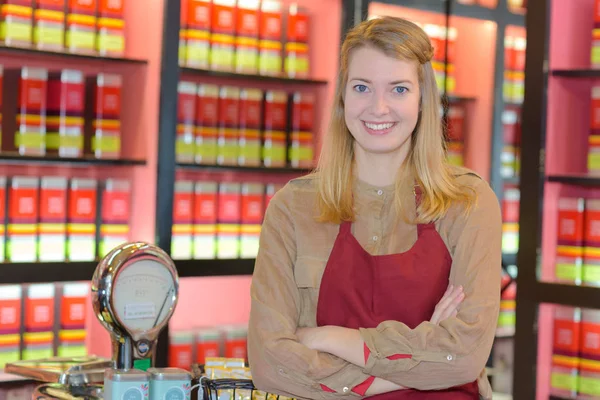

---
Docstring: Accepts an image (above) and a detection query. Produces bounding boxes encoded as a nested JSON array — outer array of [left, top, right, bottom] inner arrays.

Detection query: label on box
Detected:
[[219, 87, 240, 127], [259, 2, 281, 41], [173, 182, 194, 223], [292, 93, 314, 131], [98, 0, 123, 16], [102, 180, 130, 223], [186, 0, 211, 29], [0, 285, 22, 368], [218, 192, 241, 223], [265, 91, 287, 130], [557, 198, 585, 249], [211, 0, 235, 34]]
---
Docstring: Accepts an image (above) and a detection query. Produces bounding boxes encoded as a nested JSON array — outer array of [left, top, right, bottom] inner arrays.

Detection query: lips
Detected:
[[362, 121, 397, 135]]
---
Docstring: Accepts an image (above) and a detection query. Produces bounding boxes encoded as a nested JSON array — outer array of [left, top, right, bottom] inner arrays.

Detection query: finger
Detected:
[[435, 286, 463, 314], [438, 292, 465, 322]]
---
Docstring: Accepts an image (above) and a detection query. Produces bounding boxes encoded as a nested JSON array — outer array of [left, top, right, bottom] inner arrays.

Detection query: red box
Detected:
[[217, 86, 240, 166], [33, 0, 66, 51], [96, 0, 125, 56], [100, 179, 130, 257], [23, 284, 55, 360], [7, 177, 39, 262], [177, 81, 198, 163], [66, 0, 97, 54], [195, 84, 219, 165], [85, 73, 122, 159], [38, 177, 68, 262], [67, 179, 97, 261]]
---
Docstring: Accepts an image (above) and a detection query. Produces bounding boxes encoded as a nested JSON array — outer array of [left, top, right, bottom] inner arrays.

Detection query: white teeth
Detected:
[[364, 122, 394, 130]]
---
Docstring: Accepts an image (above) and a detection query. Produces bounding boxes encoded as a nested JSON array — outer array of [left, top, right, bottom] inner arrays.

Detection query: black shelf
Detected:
[[547, 174, 600, 186], [549, 397, 569, 400], [506, 10, 526, 27], [536, 282, 600, 309], [0, 154, 146, 167], [503, 176, 520, 185], [444, 95, 477, 103], [452, 2, 497, 21], [0, 44, 147, 64], [502, 253, 517, 266], [176, 258, 255, 278], [0, 261, 98, 284], [177, 163, 311, 174], [180, 67, 328, 86], [551, 69, 600, 78]]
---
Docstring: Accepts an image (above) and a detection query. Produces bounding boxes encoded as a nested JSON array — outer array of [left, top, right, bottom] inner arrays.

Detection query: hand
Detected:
[[430, 284, 464, 325]]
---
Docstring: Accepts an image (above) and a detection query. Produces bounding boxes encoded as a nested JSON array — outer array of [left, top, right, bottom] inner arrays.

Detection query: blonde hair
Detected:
[[314, 16, 476, 224]]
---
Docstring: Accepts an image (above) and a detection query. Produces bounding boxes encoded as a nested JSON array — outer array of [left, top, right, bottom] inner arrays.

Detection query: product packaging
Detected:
[[196, 328, 221, 364], [33, 0, 66, 50], [66, 0, 97, 54], [168, 330, 194, 370], [99, 179, 130, 257], [289, 92, 314, 168], [193, 181, 217, 259], [555, 197, 585, 285], [96, 0, 125, 56], [258, 0, 282, 76], [85, 73, 122, 159], [264, 182, 283, 211], [0, 285, 21, 368], [501, 109, 520, 178], [67, 178, 98, 261], [235, 0, 259, 74], [181, 0, 212, 68], [550, 306, 581, 399], [0, 177, 6, 262], [263, 90, 287, 167], [238, 88, 262, 166], [58, 282, 88, 357], [23, 284, 55, 360], [579, 308, 600, 398], [217, 86, 240, 166], [240, 182, 263, 258], [172, 180, 194, 260], [217, 182, 240, 259], [501, 185, 520, 255], [590, 86, 600, 175], [195, 84, 219, 164], [0, 0, 33, 46], [38, 177, 68, 262], [177, 81, 198, 163], [210, 0, 236, 71], [284, 4, 309, 78], [7, 177, 39, 262]]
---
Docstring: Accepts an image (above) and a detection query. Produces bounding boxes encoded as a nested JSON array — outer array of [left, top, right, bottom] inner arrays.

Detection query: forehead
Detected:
[[347, 46, 418, 82]]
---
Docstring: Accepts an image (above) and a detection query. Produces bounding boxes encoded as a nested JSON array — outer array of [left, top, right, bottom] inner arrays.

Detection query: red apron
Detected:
[[316, 189, 479, 399]]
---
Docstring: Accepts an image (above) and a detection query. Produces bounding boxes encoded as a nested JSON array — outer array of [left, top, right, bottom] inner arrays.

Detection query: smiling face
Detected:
[[344, 46, 421, 162]]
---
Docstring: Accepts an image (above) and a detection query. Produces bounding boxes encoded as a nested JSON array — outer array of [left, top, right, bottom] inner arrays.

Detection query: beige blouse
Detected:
[[247, 168, 502, 400]]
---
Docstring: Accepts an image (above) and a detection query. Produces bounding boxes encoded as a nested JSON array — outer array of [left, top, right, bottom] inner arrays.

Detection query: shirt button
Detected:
[[447, 355, 453, 361], [373, 236, 378, 241], [343, 387, 350, 393], [278, 368, 285, 375], [377, 190, 383, 196]]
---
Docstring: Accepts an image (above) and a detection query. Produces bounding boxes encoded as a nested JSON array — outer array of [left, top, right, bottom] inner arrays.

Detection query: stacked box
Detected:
[[176, 81, 198, 163], [235, 0, 259, 74], [0, 285, 22, 368], [86, 73, 122, 159], [0, 66, 3, 148], [497, 275, 516, 337], [99, 179, 130, 257], [66, 0, 97, 54], [579, 308, 600, 398], [193, 181, 217, 260], [0, 0, 33, 47], [217, 182, 241, 259], [67, 178, 97, 261], [96, 0, 125, 56], [210, 0, 236, 71], [181, 0, 211, 68], [284, 4, 309, 78], [172, 180, 194, 260], [446, 104, 465, 167], [217, 86, 240, 166], [23, 284, 55, 360], [46, 70, 85, 158], [238, 88, 262, 166], [33, 0, 65, 50], [0, 177, 6, 262], [258, 0, 282, 76], [501, 109, 520, 177], [555, 197, 585, 285], [196, 328, 220, 364], [550, 306, 581, 398], [589, 86, 600, 175], [223, 325, 247, 360], [503, 36, 514, 102], [264, 182, 283, 210], [7, 177, 39, 263], [502, 185, 520, 255], [168, 330, 194, 369], [58, 283, 87, 357], [240, 183, 264, 258], [179, 0, 187, 65], [3, 68, 48, 156], [195, 84, 219, 164], [593, 0, 600, 67], [289, 92, 314, 168], [263, 90, 287, 167], [584, 200, 600, 287], [38, 177, 68, 262], [512, 37, 526, 104]]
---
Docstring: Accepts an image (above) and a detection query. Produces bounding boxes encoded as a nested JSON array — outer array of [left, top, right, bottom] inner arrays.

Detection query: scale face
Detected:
[[91, 242, 179, 369]]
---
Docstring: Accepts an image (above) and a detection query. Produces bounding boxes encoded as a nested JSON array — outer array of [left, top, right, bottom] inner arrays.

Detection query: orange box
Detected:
[[216, 86, 240, 166], [85, 73, 122, 159], [38, 177, 67, 262], [193, 181, 217, 259], [550, 306, 581, 398], [195, 84, 219, 164], [284, 4, 309, 78], [258, 0, 282, 76], [555, 197, 585, 285], [7, 176, 39, 263], [0, 177, 6, 262], [0, 0, 33, 47], [172, 180, 194, 260], [66, 0, 97, 54], [176, 81, 198, 163], [181, 0, 211, 68], [96, 0, 125, 56], [46, 70, 85, 158], [196, 328, 220, 364], [217, 182, 240, 259], [238, 88, 262, 166], [67, 178, 97, 261], [58, 282, 87, 357], [234, 0, 259, 74], [590, 87, 600, 174], [263, 90, 287, 167], [240, 182, 263, 258], [579, 308, 600, 397], [23, 284, 55, 360], [210, 0, 236, 71], [223, 326, 247, 361], [169, 331, 193, 369], [33, 0, 65, 50], [99, 179, 130, 257], [0, 285, 22, 368]]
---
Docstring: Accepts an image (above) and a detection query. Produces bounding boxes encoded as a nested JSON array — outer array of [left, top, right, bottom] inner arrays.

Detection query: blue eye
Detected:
[[394, 86, 408, 94], [353, 84, 369, 93]]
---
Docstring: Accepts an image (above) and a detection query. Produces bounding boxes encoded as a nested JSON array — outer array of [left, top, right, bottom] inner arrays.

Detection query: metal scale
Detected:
[[5, 242, 181, 399]]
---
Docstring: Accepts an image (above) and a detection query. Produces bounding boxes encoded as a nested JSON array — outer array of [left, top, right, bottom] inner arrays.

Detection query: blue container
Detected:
[[103, 368, 150, 400]]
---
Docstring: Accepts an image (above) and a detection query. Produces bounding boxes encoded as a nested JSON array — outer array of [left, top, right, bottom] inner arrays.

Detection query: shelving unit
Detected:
[[0, 155, 146, 167], [176, 259, 255, 278], [0, 45, 147, 65], [551, 69, 600, 77], [180, 68, 329, 86], [176, 163, 310, 174]]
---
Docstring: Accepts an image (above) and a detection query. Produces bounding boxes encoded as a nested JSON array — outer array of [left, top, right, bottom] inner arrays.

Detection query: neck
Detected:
[[353, 144, 410, 187]]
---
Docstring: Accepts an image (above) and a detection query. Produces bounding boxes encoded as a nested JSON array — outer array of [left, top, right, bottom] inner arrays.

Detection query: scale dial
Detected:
[[112, 258, 176, 334]]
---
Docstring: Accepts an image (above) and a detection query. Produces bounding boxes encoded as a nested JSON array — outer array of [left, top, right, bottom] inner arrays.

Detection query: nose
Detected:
[[371, 93, 390, 116]]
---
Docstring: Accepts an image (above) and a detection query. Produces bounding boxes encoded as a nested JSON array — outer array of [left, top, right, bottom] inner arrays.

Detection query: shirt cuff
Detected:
[[318, 362, 373, 397], [360, 327, 416, 375]]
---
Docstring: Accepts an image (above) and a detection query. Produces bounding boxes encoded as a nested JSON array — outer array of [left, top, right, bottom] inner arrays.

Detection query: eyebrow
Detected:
[[350, 78, 414, 85]]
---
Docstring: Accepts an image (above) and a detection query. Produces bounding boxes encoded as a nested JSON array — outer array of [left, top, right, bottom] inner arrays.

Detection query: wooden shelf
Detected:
[[551, 69, 600, 78], [176, 258, 255, 278], [536, 282, 600, 309], [0, 154, 146, 167], [177, 163, 311, 174], [547, 174, 600, 186], [180, 67, 328, 86], [0, 44, 147, 64], [0, 261, 98, 284]]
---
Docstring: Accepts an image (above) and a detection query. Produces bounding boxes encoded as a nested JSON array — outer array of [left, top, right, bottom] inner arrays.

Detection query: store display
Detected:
[[285, 4, 310, 78], [263, 89, 287, 167], [58, 282, 88, 357], [193, 181, 218, 260], [38, 177, 68, 262], [446, 104, 465, 166], [217, 182, 241, 259], [210, 0, 236, 71], [589, 86, 600, 174], [289, 92, 314, 168], [583, 199, 600, 287], [0, 284, 21, 368], [235, 0, 260, 74], [195, 83, 219, 165], [550, 306, 581, 398], [0, 177, 5, 262], [555, 197, 585, 285], [168, 330, 194, 370], [99, 179, 131, 257], [238, 87, 262, 166], [7, 176, 39, 263], [259, 0, 283, 76], [86, 73, 122, 159], [501, 109, 521, 178], [66, 0, 97, 54], [180, 0, 211, 68], [171, 180, 194, 260], [46, 69, 85, 158], [196, 328, 221, 365], [504, 36, 526, 104], [240, 183, 264, 258], [217, 86, 240, 166], [67, 178, 97, 262], [22, 283, 55, 360], [593, 0, 600, 67], [33, 0, 66, 50], [0, 0, 34, 47], [580, 308, 600, 397], [497, 273, 516, 337], [502, 184, 520, 255], [96, 0, 126, 56], [176, 81, 198, 163]]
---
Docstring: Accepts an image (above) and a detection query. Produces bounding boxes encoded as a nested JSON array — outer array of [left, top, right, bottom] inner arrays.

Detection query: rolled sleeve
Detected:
[[248, 185, 372, 399], [358, 179, 502, 391]]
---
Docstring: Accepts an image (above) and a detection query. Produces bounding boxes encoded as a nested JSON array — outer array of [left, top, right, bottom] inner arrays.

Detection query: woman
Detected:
[[248, 16, 501, 400]]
